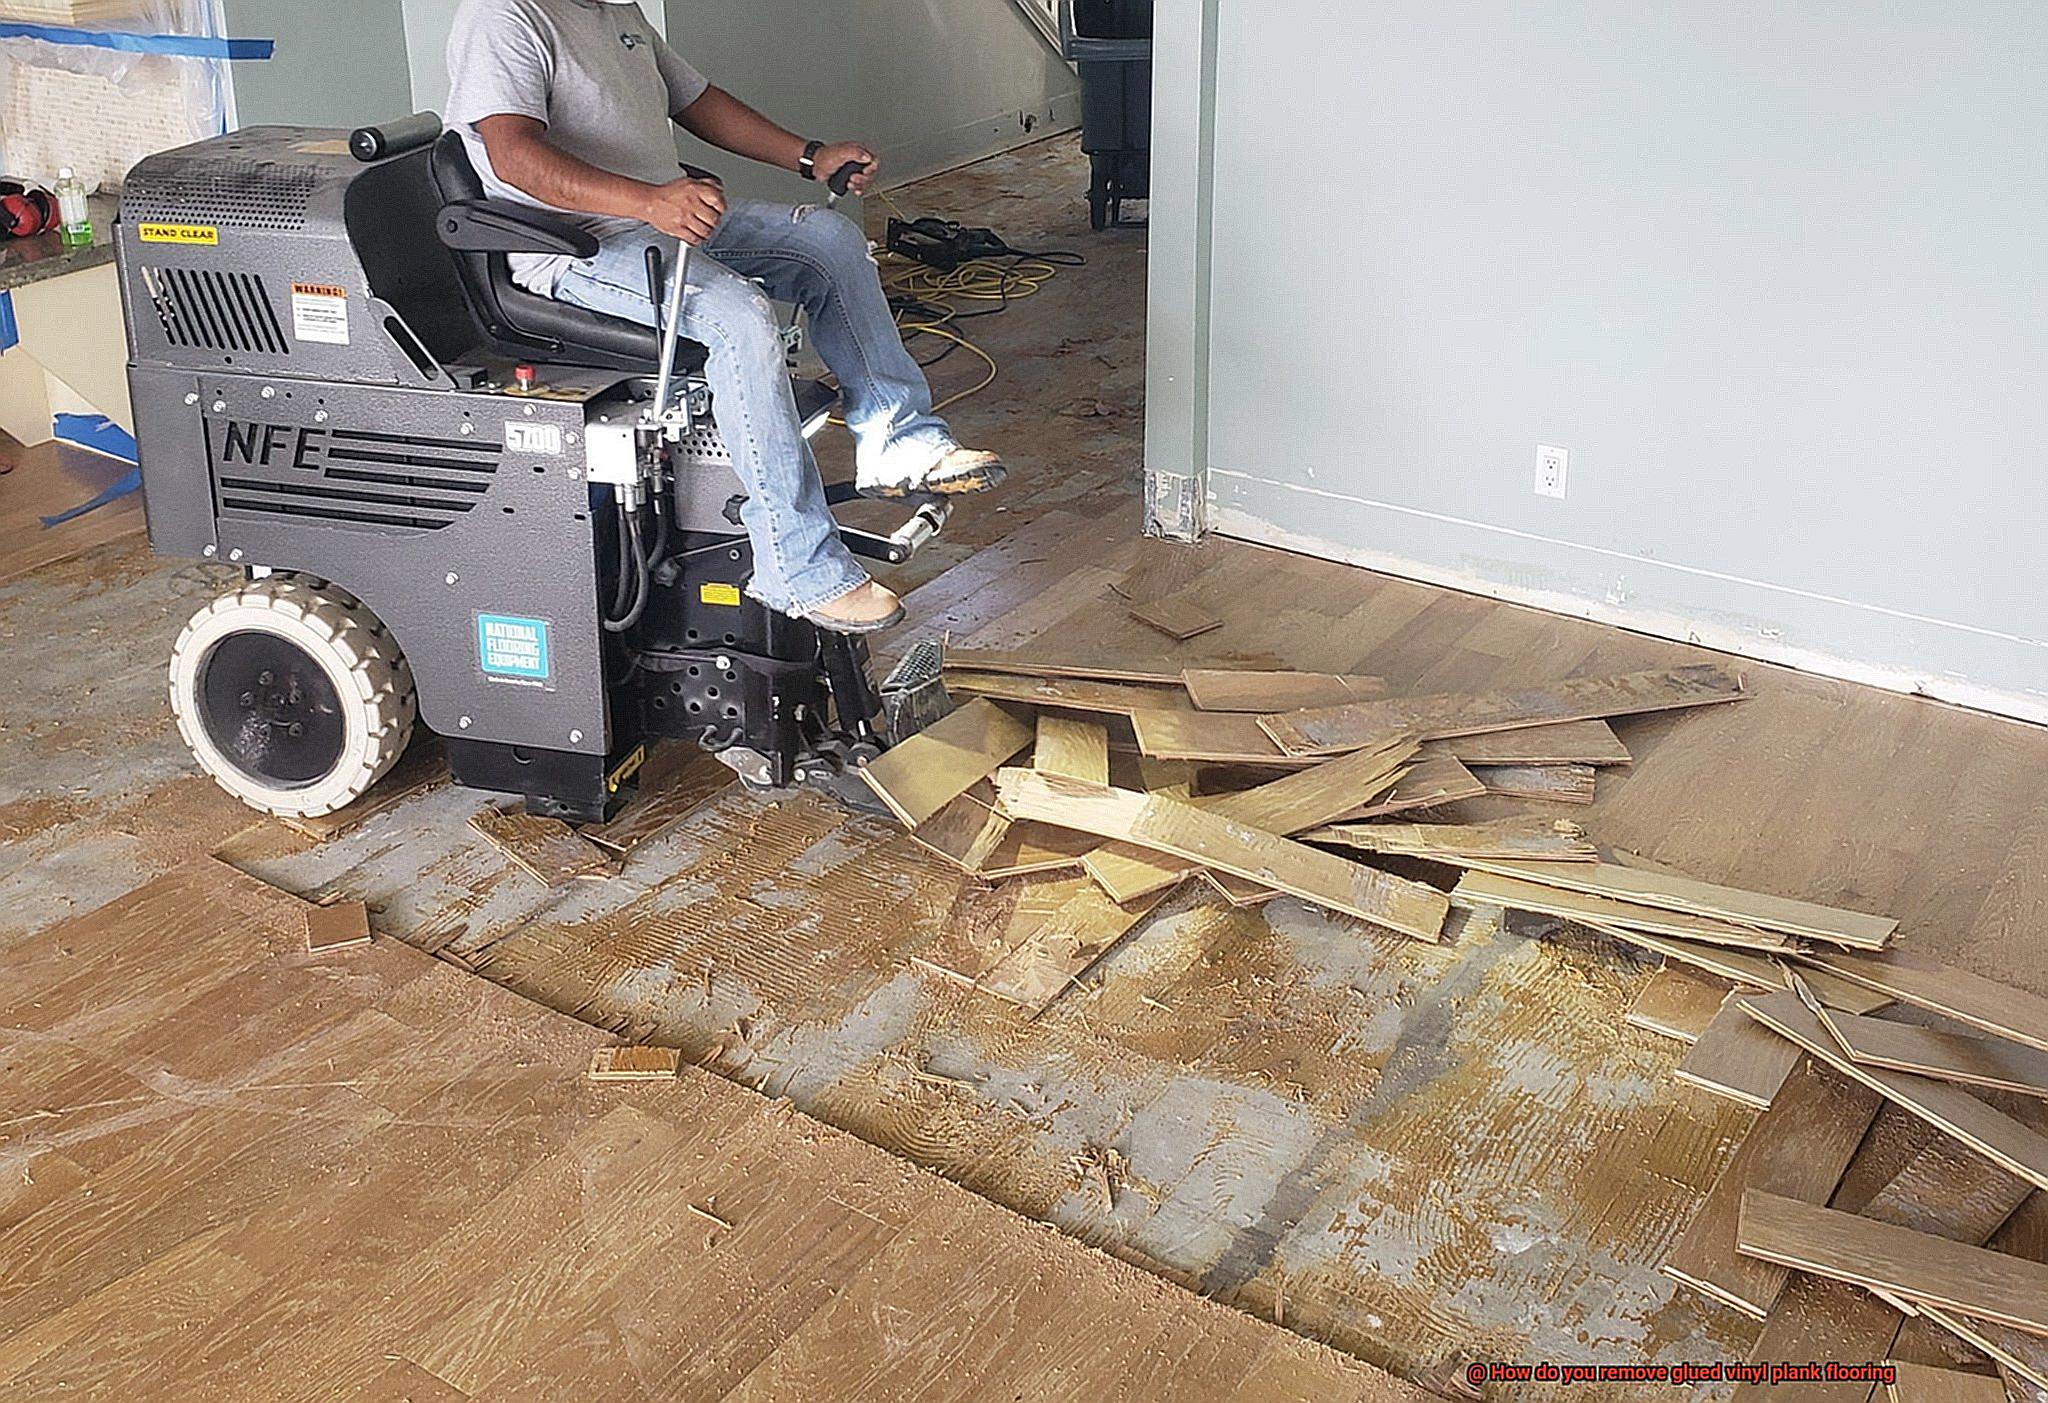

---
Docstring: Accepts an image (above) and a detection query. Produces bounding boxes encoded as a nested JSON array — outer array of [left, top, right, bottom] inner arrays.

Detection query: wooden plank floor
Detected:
[[0, 858, 1409, 1401], [3, 136, 2047, 1397]]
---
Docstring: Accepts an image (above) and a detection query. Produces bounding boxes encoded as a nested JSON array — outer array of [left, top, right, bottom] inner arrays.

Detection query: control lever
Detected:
[[648, 240, 690, 428], [825, 160, 870, 211]]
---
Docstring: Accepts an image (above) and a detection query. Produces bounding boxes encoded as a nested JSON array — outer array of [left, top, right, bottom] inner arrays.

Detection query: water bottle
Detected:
[[54, 168, 93, 248]]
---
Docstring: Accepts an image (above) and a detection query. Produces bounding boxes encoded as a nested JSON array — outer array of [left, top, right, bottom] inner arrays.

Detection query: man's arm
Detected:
[[674, 86, 878, 196], [473, 114, 728, 246]]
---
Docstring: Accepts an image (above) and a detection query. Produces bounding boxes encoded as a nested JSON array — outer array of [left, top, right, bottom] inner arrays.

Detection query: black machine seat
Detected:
[[430, 130, 704, 376]]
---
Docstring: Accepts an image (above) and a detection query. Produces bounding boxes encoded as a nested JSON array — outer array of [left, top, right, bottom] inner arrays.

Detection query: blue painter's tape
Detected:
[[0, 22, 273, 60], [477, 614, 551, 681], [0, 291, 16, 354]]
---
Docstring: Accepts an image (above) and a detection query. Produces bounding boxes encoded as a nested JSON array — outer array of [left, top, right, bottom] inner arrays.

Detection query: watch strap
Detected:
[[799, 139, 824, 180]]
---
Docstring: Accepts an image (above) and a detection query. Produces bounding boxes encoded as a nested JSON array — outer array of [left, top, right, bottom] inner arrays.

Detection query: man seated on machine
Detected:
[[445, 0, 1007, 634]]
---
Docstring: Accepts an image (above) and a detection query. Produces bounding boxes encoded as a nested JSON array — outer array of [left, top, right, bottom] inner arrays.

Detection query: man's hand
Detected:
[[811, 141, 879, 195], [642, 176, 727, 246]]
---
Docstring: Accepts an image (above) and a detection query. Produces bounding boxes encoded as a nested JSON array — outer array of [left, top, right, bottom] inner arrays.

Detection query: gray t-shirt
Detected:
[[445, 0, 709, 295]]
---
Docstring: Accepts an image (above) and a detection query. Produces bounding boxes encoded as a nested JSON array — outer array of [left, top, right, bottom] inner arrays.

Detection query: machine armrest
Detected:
[[436, 199, 600, 258]]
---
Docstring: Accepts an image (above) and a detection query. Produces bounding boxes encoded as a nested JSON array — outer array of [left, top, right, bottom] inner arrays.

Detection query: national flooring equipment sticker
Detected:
[[290, 283, 351, 346], [478, 613, 552, 685]]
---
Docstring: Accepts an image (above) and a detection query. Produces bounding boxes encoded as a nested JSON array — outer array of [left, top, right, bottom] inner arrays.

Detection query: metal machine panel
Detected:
[[188, 372, 612, 756]]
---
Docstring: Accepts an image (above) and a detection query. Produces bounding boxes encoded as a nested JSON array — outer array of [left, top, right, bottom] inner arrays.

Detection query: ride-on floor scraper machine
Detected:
[[119, 115, 952, 823]]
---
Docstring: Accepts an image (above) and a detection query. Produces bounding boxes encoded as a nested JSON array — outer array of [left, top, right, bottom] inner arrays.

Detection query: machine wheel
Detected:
[[169, 576, 417, 818]]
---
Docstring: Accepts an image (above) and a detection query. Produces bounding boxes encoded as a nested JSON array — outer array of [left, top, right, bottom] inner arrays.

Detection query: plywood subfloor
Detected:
[[4, 136, 2048, 1398]]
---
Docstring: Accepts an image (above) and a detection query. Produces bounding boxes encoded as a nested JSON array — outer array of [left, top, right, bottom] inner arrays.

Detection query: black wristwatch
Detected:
[[798, 139, 824, 181]]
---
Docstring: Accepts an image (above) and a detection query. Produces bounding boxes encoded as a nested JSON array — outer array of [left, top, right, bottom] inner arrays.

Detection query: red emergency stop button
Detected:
[[513, 364, 537, 393]]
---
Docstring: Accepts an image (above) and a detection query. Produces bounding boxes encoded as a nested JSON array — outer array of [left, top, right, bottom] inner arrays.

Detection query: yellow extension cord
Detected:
[[830, 190, 1072, 414]]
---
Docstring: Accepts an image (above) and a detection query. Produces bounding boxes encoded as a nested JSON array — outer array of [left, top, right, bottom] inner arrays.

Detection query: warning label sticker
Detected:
[[138, 222, 218, 246], [290, 283, 350, 346]]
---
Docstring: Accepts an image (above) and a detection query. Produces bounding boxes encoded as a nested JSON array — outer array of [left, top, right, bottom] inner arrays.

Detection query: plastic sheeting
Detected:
[[0, 0, 234, 192]]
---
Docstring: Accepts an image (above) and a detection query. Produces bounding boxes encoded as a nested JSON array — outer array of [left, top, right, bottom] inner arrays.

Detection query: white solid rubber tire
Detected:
[[169, 575, 417, 818]]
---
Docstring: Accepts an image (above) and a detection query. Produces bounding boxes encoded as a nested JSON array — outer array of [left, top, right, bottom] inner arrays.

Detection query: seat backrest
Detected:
[[429, 130, 662, 372]]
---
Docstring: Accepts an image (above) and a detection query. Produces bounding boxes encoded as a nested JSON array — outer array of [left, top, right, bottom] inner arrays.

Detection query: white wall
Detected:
[[1147, 1, 2048, 723]]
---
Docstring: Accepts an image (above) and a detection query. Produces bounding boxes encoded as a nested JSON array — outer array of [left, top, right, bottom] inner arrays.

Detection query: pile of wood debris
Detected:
[[865, 647, 2048, 1394]]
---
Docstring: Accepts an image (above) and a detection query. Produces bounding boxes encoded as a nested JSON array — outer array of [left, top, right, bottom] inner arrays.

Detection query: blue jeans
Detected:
[[553, 200, 955, 615]]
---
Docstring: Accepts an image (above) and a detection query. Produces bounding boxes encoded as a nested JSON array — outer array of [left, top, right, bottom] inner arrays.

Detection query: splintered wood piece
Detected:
[[304, 900, 372, 953], [581, 744, 734, 857], [1442, 719, 1632, 767], [1735, 1189, 2048, 1337], [910, 784, 1014, 874], [1456, 859, 1898, 952], [469, 806, 621, 886], [1470, 763, 1597, 805], [940, 648, 1183, 685], [1257, 663, 1748, 757], [859, 697, 1034, 829], [1794, 947, 2048, 1053], [1078, 739, 1418, 905], [1914, 1305, 2048, 1393], [1128, 593, 1224, 642], [586, 1045, 682, 1081], [1663, 1064, 1882, 1318], [1826, 1008, 2048, 1101], [1882, 1360, 2013, 1403], [977, 822, 1098, 879], [1454, 872, 1792, 951], [1129, 708, 1311, 766], [996, 770, 1449, 941], [1596, 926, 1894, 1016], [1739, 991, 2048, 1193], [1182, 669, 1385, 712], [1626, 965, 1742, 1043], [1309, 817, 1597, 864], [279, 740, 448, 840], [1204, 871, 1282, 907], [978, 878, 1170, 1015], [945, 671, 1192, 719], [1033, 714, 1111, 786], [1675, 997, 1805, 1108], [1331, 749, 1480, 820]]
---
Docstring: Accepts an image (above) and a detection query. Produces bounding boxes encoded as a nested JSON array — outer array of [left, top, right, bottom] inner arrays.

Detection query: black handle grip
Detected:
[[350, 112, 444, 163], [827, 160, 870, 198], [644, 244, 665, 318]]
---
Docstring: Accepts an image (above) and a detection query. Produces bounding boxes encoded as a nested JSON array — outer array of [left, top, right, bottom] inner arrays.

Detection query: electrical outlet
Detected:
[[1535, 444, 1569, 500]]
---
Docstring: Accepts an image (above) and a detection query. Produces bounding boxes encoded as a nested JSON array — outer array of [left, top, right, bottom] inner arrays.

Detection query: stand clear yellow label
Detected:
[[138, 222, 219, 246], [699, 583, 742, 607]]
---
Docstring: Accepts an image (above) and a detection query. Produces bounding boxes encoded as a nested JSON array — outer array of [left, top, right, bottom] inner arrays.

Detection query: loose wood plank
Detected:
[[1470, 764, 1597, 805], [586, 1045, 682, 1081], [1329, 748, 1477, 821], [1664, 1064, 1882, 1318], [1823, 1008, 2048, 1102], [1736, 1189, 2048, 1337], [995, 770, 1450, 941], [941, 649, 1184, 685], [978, 823, 1098, 879], [1033, 714, 1111, 786], [1203, 871, 1283, 907], [1129, 708, 1311, 766], [469, 806, 621, 886], [304, 901, 372, 954], [947, 672, 1192, 719], [1914, 1305, 2048, 1393], [1739, 991, 2048, 1193], [1675, 998, 1806, 1109], [1310, 818, 1596, 864], [1795, 947, 2048, 1054], [581, 744, 734, 858], [1626, 965, 1741, 1043], [1257, 663, 1748, 757], [1454, 872, 1793, 951], [977, 879, 1170, 1015], [1880, 1362, 2007, 1403], [1182, 669, 1385, 712], [1129, 594, 1224, 642], [1079, 739, 1418, 904], [1596, 926, 1894, 1016], [910, 784, 1014, 874], [1454, 859, 1898, 952], [859, 697, 1034, 829], [1443, 719, 1632, 767]]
